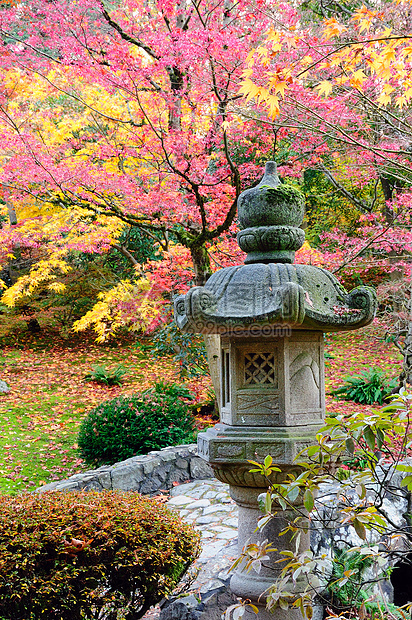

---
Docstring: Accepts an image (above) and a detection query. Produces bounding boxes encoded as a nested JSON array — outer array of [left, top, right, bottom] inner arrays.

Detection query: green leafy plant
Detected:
[[331, 367, 397, 405], [324, 549, 407, 619], [324, 549, 374, 614], [78, 381, 196, 465], [0, 490, 200, 620], [150, 320, 209, 378], [84, 363, 127, 386]]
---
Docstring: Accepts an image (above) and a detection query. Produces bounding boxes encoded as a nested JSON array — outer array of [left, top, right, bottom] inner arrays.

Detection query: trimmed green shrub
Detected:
[[331, 368, 397, 405], [78, 382, 196, 465], [0, 490, 200, 620]]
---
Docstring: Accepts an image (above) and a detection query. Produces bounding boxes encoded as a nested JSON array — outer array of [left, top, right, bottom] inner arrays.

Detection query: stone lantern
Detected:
[[174, 162, 377, 619]]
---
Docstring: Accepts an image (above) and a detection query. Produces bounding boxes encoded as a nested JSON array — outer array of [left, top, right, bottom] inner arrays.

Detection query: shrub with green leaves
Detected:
[[0, 490, 200, 620], [149, 319, 209, 378], [324, 549, 406, 619], [331, 367, 397, 405], [84, 364, 127, 386], [325, 548, 373, 613], [78, 382, 196, 465]]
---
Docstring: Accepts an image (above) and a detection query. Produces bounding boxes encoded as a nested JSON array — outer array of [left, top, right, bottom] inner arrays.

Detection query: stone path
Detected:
[[142, 478, 239, 619]]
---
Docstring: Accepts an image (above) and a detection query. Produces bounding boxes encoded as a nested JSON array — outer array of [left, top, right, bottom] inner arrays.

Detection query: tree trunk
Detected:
[[190, 244, 212, 287], [167, 0, 186, 131], [401, 324, 412, 388], [388, 252, 404, 312], [379, 175, 397, 224], [6, 199, 17, 225], [168, 67, 184, 131], [21, 305, 42, 334], [400, 289, 412, 389]]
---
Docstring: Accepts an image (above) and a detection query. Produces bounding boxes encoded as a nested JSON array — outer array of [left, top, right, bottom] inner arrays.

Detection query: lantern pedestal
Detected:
[[197, 331, 321, 616], [230, 485, 309, 618]]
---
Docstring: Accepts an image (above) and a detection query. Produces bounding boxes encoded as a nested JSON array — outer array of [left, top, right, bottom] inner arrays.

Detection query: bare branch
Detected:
[[100, 4, 159, 60], [112, 243, 139, 266], [318, 163, 372, 213]]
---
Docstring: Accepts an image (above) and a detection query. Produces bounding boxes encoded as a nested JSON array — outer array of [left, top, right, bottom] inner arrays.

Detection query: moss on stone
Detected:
[[263, 183, 305, 203]]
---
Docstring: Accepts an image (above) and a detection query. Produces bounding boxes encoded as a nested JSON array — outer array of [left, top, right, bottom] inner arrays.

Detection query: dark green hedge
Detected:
[[78, 383, 196, 466]]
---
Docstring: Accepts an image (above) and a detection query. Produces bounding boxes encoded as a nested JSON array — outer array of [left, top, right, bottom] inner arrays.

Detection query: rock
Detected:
[[202, 504, 233, 515], [111, 463, 145, 491], [198, 540, 227, 561], [311, 467, 411, 557], [96, 471, 112, 489], [168, 495, 194, 506], [189, 458, 213, 480], [176, 458, 189, 470], [199, 585, 238, 620], [160, 595, 200, 620], [185, 499, 211, 509], [311, 603, 324, 620], [36, 444, 214, 495], [168, 468, 192, 485], [0, 380, 10, 394], [143, 457, 162, 476], [52, 481, 80, 492], [81, 480, 103, 492], [196, 515, 219, 525], [139, 476, 165, 495], [169, 480, 218, 498], [216, 530, 237, 540], [160, 578, 238, 620]]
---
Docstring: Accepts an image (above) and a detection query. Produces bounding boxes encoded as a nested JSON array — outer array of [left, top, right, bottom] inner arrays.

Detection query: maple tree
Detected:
[[0, 0, 410, 349], [0, 0, 280, 314], [238, 0, 412, 225]]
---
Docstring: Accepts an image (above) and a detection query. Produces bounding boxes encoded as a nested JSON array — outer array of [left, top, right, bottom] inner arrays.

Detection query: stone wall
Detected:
[[38, 444, 213, 495]]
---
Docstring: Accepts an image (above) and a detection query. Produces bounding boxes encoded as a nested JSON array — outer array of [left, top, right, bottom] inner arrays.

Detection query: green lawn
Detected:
[[0, 332, 190, 494]]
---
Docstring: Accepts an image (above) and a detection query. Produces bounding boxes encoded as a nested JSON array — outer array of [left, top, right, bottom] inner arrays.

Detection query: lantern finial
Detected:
[[237, 161, 305, 264]]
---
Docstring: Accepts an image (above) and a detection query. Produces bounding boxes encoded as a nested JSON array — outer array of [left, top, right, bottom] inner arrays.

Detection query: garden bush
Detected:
[[0, 490, 200, 620], [331, 367, 397, 405], [149, 319, 209, 378], [78, 382, 196, 465], [324, 549, 405, 619]]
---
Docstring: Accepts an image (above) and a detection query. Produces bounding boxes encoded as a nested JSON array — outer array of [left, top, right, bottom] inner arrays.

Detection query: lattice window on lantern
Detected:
[[244, 353, 277, 385]]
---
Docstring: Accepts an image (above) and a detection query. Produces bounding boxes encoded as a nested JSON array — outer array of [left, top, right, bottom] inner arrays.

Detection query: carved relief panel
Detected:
[[287, 335, 324, 425]]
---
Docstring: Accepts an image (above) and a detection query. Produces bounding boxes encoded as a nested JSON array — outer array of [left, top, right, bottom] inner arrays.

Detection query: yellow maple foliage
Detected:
[[1, 255, 72, 306], [72, 278, 160, 342], [240, 1, 412, 117]]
